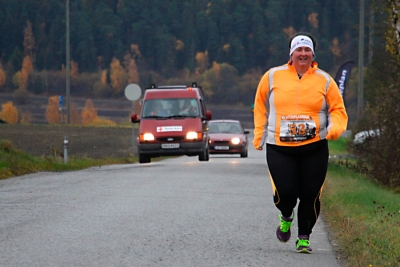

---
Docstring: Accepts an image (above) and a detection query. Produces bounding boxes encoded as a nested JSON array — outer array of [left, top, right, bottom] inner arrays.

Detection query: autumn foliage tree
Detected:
[[23, 20, 35, 60], [81, 99, 98, 125], [12, 20, 35, 92], [124, 44, 141, 84], [45, 96, 60, 124], [80, 99, 116, 126], [12, 56, 33, 90], [93, 69, 112, 98], [195, 51, 209, 75], [70, 61, 79, 80], [21, 56, 33, 89], [0, 101, 19, 124], [101, 70, 107, 85], [110, 57, 126, 95], [0, 64, 6, 90]]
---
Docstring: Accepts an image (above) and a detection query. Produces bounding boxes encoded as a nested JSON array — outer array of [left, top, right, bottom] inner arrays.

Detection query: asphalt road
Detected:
[[0, 134, 343, 267]]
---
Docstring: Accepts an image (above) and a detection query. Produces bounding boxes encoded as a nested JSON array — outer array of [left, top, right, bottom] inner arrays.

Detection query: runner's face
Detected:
[[291, 46, 313, 68]]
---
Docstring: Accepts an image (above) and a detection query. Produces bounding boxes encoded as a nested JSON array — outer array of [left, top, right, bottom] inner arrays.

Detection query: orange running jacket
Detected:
[[253, 62, 348, 148]]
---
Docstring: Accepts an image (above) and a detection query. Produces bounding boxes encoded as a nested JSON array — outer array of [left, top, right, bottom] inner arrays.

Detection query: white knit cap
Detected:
[[289, 35, 314, 56]]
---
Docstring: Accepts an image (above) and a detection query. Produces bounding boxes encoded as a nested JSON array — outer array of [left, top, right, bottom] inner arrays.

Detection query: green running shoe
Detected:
[[295, 236, 312, 253], [276, 211, 294, 242]]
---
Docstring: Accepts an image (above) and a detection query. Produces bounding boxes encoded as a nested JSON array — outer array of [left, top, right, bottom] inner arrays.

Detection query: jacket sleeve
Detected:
[[325, 77, 348, 140], [253, 71, 270, 148]]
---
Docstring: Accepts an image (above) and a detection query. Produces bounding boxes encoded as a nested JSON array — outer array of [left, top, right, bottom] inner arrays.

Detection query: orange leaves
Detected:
[[81, 99, 115, 126], [21, 56, 33, 89], [46, 96, 101, 125], [124, 53, 139, 84], [0, 64, 6, 87], [130, 44, 141, 57], [212, 62, 221, 78], [12, 19, 36, 92], [308, 12, 319, 29], [81, 99, 98, 125], [283, 27, 296, 38], [45, 96, 60, 124], [195, 51, 209, 75], [23, 20, 35, 57], [12, 56, 33, 90], [0, 101, 31, 124], [175, 40, 185, 51], [70, 61, 79, 80], [110, 57, 125, 94], [0, 102, 19, 124], [101, 70, 107, 85]]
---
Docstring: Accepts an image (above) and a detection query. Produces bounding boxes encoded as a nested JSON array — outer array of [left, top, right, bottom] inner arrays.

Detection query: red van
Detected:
[[131, 83, 212, 163]]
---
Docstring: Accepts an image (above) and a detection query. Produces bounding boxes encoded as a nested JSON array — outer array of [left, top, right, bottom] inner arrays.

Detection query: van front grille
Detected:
[[157, 136, 185, 142]]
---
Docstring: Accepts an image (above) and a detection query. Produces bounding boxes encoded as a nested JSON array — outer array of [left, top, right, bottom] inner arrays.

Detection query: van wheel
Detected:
[[198, 146, 209, 161], [139, 153, 151, 163]]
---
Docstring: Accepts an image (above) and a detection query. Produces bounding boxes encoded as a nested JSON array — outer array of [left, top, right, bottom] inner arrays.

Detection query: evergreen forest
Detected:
[[0, 0, 365, 106]]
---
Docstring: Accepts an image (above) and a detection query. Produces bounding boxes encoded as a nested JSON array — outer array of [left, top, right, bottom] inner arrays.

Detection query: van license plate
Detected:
[[161, 143, 180, 149], [215, 146, 229, 150]]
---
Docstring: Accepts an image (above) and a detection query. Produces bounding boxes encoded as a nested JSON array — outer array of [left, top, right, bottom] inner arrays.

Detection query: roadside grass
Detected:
[[0, 139, 137, 180], [325, 140, 400, 266], [328, 137, 349, 155]]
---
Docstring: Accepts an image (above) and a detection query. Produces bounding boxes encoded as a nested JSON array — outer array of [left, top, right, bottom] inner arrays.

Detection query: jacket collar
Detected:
[[287, 61, 318, 75]]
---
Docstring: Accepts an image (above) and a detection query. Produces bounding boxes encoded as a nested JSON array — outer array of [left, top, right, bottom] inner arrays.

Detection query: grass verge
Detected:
[[0, 139, 137, 180], [328, 137, 349, 155], [323, 164, 400, 265]]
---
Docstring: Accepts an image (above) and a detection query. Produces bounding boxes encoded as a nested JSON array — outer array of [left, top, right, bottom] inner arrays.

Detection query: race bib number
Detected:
[[279, 115, 317, 142]]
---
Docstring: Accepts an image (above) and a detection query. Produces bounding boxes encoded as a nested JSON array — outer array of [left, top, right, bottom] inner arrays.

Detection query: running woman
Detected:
[[253, 32, 348, 253]]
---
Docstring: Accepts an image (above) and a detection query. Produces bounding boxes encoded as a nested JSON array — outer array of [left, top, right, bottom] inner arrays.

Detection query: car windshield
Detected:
[[142, 98, 200, 118], [209, 122, 243, 134]]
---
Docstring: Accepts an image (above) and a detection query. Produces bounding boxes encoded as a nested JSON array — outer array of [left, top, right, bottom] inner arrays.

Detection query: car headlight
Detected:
[[142, 133, 155, 141], [231, 137, 240, 145], [186, 131, 200, 140]]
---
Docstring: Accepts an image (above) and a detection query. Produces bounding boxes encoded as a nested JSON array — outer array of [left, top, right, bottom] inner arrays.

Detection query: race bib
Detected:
[[279, 115, 317, 142]]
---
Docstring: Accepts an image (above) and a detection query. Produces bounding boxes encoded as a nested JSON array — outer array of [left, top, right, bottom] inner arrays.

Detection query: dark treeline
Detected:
[[0, 0, 360, 76], [0, 0, 373, 118]]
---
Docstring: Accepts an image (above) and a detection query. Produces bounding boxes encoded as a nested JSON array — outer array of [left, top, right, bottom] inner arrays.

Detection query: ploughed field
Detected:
[[0, 124, 135, 159], [0, 93, 254, 158]]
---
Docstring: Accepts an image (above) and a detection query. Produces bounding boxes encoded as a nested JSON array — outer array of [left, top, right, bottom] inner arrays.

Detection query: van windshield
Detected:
[[142, 98, 200, 118]]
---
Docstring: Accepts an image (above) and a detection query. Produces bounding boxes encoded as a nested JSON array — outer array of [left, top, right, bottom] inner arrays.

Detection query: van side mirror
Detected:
[[205, 110, 212, 120], [131, 113, 140, 123]]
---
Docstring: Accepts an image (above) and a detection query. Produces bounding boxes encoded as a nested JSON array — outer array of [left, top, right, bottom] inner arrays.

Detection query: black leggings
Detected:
[[266, 140, 328, 236]]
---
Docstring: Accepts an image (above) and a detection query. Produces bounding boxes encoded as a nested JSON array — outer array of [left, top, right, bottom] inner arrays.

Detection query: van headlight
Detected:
[[142, 133, 155, 141], [231, 137, 240, 145], [186, 131, 199, 140]]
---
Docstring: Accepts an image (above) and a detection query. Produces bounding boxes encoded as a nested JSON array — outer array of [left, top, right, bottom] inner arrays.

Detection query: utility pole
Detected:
[[394, 1, 400, 54], [358, 0, 365, 120], [66, 0, 71, 124]]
